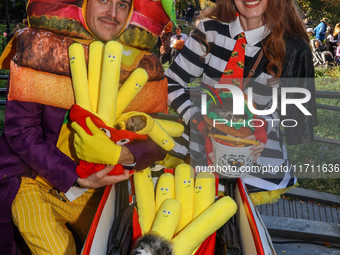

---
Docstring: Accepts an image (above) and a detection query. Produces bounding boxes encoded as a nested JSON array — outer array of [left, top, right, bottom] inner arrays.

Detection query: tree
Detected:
[[0, 0, 27, 22]]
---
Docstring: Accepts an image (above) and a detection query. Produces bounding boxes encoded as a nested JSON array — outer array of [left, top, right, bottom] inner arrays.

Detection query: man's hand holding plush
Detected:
[[72, 117, 121, 165]]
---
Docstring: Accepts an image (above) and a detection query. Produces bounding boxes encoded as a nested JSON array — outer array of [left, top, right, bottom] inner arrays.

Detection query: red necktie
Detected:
[[219, 32, 246, 89]]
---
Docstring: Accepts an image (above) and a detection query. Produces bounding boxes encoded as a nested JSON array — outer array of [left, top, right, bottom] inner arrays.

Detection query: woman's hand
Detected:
[[243, 134, 265, 162], [77, 165, 130, 189]]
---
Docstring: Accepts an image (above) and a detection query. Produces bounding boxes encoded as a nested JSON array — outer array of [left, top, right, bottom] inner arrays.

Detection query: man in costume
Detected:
[[0, 0, 173, 254], [158, 22, 174, 65]]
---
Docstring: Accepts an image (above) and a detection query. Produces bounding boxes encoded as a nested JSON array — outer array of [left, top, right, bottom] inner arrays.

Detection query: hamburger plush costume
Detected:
[[1, 0, 173, 114], [0, 0, 179, 171]]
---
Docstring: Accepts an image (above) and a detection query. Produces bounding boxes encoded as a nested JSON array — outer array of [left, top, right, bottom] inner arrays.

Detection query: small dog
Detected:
[[131, 232, 173, 255], [125, 115, 147, 132]]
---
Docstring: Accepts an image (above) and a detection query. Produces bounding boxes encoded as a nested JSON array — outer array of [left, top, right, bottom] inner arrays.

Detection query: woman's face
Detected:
[[234, 0, 268, 31]]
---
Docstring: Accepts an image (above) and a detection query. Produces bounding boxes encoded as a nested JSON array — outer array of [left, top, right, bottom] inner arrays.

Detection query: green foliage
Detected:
[[287, 66, 340, 195], [297, 0, 340, 26], [199, 0, 216, 10], [298, 178, 340, 195]]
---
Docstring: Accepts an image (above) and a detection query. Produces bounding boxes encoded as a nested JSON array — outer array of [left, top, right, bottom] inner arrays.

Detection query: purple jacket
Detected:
[[0, 98, 78, 192], [0, 80, 166, 254], [0, 83, 166, 193]]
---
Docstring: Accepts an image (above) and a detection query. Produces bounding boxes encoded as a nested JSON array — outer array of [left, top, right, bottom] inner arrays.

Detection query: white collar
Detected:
[[229, 17, 270, 46]]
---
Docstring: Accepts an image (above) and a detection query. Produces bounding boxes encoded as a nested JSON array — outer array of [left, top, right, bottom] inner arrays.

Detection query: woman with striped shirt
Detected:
[[165, 0, 318, 203]]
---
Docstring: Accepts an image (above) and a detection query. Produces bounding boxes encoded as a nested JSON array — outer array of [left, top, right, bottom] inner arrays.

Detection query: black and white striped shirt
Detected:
[[165, 17, 303, 192]]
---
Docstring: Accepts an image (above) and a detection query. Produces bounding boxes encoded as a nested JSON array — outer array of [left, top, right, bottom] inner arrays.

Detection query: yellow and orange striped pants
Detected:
[[12, 176, 103, 255]]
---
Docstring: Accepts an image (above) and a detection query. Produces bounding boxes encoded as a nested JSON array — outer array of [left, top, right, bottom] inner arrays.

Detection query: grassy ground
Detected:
[[289, 66, 340, 195]]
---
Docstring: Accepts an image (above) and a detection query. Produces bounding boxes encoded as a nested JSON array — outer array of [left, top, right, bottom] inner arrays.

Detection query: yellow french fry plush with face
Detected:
[[88, 41, 104, 113], [115, 115, 183, 152], [148, 120, 176, 151], [134, 167, 156, 235], [172, 196, 237, 255], [68, 43, 91, 110], [174, 164, 194, 234], [193, 172, 216, 219], [151, 198, 181, 240], [115, 68, 148, 116], [97, 41, 123, 126], [155, 173, 175, 212], [154, 119, 185, 138]]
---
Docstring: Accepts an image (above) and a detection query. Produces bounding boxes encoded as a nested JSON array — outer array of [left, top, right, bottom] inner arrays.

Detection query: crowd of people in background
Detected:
[[157, 15, 340, 68], [306, 18, 340, 66], [158, 23, 188, 66]]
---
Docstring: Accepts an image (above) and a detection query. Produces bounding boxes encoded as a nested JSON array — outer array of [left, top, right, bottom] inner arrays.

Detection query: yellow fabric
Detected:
[[12, 176, 103, 255], [155, 173, 175, 212], [174, 164, 194, 234], [172, 196, 237, 255], [115, 68, 148, 115], [120, 45, 151, 71], [0, 35, 16, 70], [151, 198, 181, 240], [249, 182, 299, 205], [155, 119, 184, 138], [71, 117, 122, 165], [56, 122, 78, 162], [116, 111, 154, 134], [134, 168, 156, 234], [155, 153, 184, 169]]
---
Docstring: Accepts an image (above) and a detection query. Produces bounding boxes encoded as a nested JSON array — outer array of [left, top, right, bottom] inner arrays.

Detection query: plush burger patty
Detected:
[[14, 27, 165, 82]]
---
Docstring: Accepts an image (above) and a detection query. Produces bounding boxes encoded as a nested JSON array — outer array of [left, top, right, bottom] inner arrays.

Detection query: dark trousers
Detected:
[[160, 53, 171, 65], [0, 176, 23, 255], [171, 48, 182, 64]]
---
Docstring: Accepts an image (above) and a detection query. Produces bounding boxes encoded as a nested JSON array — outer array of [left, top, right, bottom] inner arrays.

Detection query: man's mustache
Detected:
[[98, 16, 120, 25]]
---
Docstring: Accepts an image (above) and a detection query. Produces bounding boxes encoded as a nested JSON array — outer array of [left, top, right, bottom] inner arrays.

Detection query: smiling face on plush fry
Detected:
[[86, 0, 132, 41], [69, 55, 76, 65], [159, 185, 171, 196], [162, 208, 172, 218], [195, 185, 202, 194], [182, 178, 192, 188]]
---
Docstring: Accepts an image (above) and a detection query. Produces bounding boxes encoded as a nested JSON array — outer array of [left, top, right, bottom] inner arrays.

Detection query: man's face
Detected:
[[86, 0, 132, 42], [176, 27, 182, 35]]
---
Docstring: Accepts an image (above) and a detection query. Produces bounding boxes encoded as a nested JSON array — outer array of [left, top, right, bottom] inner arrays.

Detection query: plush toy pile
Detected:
[[68, 40, 184, 177], [132, 164, 237, 255]]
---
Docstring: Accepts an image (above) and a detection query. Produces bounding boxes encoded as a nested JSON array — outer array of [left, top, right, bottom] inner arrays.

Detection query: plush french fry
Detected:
[[115, 68, 148, 116], [172, 196, 237, 255], [68, 43, 91, 110], [174, 164, 194, 234], [151, 198, 181, 240], [97, 41, 123, 126], [148, 120, 175, 151], [134, 167, 156, 234], [155, 173, 175, 212], [88, 41, 104, 113], [155, 119, 184, 138], [193, 172, 216, 219]]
